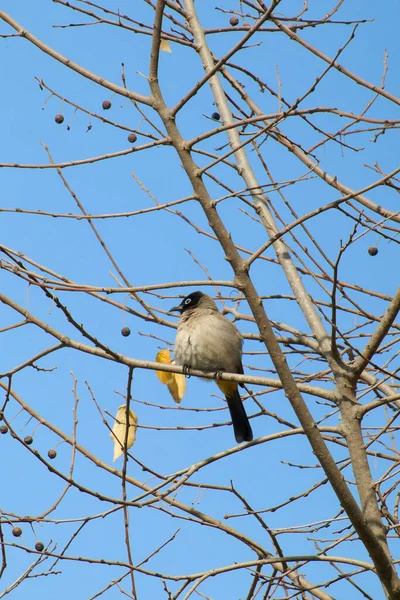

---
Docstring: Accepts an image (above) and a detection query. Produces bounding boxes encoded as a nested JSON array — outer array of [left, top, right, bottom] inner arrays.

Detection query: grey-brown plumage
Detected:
[[171, 291, 253, 443]]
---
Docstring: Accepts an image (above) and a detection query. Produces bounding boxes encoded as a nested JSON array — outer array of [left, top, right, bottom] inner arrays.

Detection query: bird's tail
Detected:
[[217, 381, 253, 443]]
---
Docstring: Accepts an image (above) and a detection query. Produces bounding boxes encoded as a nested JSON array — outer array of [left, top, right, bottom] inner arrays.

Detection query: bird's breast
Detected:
[[174, 313, 242, 373]]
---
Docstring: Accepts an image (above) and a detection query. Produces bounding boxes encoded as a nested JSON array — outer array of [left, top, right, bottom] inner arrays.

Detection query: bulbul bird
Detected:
[[171, 291, 253, 443]]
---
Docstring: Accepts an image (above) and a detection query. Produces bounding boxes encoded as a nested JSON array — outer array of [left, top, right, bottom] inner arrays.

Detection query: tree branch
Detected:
[[0, 11, 153, 106]]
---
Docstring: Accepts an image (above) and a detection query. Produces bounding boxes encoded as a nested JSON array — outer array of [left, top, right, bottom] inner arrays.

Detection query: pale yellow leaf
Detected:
[[110, 405, 138, 462], [167, 372, 186, 404], [156, 349, 174, 384], [160, 39, 172, 53]]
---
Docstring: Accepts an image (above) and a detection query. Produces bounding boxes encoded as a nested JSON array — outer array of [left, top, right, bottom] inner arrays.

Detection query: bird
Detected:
[[171, 291, 253, 443]]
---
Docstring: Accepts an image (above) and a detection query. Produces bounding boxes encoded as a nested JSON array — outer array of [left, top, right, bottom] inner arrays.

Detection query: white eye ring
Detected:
[[184, 298, 192, 305]]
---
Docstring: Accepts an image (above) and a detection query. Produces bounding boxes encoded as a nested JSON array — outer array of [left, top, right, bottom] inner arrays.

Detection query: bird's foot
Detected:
[[213, 370, 224, 381], [183, 364, 191, 377]]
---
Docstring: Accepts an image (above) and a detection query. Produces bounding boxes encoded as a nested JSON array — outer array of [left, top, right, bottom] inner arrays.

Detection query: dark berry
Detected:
[[102, 100, 112, 110], [24, 436, 33, 445], [211, 112, 220, 121], [12, 527, 22, 537], [128, 133, 137, 143], [368, 246, 378, 256], [0, 425, 8, 434], [35, 541, 45, 552], [121, 327, 131, 337], [229, 16, 239, 26], [48, 449, 57, 459], [54, 114, 64, 124]]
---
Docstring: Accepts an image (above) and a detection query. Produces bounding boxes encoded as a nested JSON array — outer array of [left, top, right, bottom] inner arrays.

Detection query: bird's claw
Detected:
[[213, 370, 223, 381], [183, 364, 191, 377]]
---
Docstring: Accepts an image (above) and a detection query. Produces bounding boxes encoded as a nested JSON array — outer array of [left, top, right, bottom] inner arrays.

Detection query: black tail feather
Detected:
[[226, 390, 253, 443]]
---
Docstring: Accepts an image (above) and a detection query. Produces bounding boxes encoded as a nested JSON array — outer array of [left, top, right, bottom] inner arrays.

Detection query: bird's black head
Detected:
[[170, 291, 204, 314]]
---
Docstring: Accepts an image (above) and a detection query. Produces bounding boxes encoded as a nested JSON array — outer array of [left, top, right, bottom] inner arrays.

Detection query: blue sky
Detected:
[[0, 1, 399, 598]]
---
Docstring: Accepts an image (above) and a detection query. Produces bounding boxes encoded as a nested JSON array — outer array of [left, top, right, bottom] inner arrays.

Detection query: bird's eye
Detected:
[[184, 298, 192, 305]]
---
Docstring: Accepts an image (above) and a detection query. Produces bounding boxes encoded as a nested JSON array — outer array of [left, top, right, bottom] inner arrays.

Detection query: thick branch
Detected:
[[0, 291, 333, 400], [183, 0, 339, 372], [148, 4, 400, 597], [172, 0, 282, 115], [340, 398, 393, 570], [0, 11, 152, 106]]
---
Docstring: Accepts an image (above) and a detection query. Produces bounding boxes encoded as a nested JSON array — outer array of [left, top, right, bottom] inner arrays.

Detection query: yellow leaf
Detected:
[[110, 405, 138, 462], [167, 372, 186, 404], [156, 349, 174, 384], [160, 39, 172, 53], [156, 351, 186, 402]]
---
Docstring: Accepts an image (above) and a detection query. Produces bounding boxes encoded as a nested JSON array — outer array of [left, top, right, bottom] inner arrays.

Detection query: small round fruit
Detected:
[[48, 449, 57, 459], [128, 133, 137, 143], [35, 541, 45, 552], [24, 436, 33, 445], [121, 327, 131, 337], [368, 246, 378, 256], [211, 112, 220, 121], [54, 114, 64, 124], [0, 425, 8, 434], [229, 16, 239, 26], [12, 527, 22, 537], [102, 100, 112, 110]]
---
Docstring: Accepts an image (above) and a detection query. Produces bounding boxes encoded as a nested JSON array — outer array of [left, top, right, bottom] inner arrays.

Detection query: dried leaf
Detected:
[[156, 350, 186, 403], [160, 39, 172, 53], [110, 405, 138, 462], [167, 372, 186, 404], [156, 349, 174, 384]]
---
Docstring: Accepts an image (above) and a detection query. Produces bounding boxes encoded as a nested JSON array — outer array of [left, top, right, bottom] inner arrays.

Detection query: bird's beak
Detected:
[[170, 303, 183, 313]]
